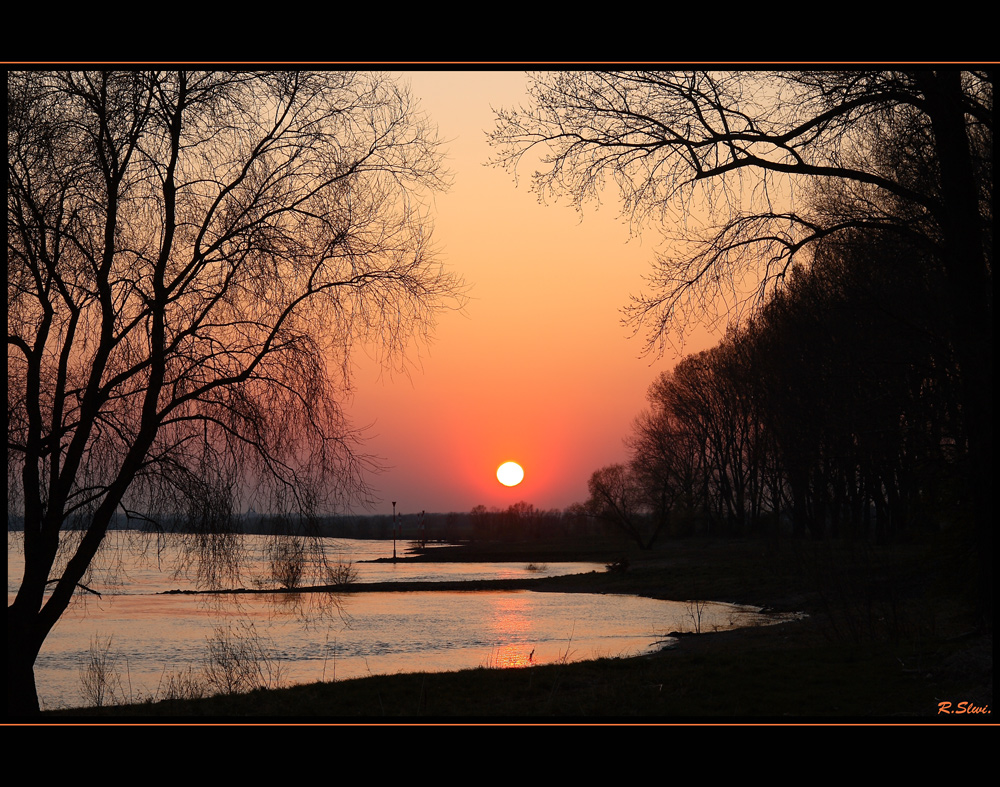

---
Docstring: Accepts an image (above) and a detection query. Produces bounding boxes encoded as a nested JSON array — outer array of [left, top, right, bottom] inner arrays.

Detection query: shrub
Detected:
[[203, 622, 284, 695], [325, 558, 359, 588], [269, 537, 306, 589], [80, 635, 126, 708]]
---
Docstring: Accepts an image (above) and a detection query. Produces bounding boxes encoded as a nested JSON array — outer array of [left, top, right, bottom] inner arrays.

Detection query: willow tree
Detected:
[[7, 70, 462, 715], [490, 69, 992, 620]]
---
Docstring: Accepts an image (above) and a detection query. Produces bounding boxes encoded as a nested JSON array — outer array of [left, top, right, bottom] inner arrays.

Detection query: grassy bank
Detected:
[[44, 535, 992, 721]]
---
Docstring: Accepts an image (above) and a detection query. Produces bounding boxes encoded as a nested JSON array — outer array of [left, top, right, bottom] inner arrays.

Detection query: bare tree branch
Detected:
[[489, 70, 990, 354]]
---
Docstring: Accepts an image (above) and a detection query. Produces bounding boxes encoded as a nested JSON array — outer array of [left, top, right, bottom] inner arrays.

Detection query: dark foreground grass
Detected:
[[44, 535, 992, 722], [54, 624, 990, 719]]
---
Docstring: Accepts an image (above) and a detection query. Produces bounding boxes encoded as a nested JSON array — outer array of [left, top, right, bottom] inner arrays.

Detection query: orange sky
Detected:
[[347, 71, 721, 516]]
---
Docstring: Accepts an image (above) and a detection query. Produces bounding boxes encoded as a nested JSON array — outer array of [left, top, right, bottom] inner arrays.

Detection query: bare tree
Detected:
[[491, 69, 991, 620], [7, 70, 463, 714], [584, 463, 664, 550], [628, 373, 709, 537]]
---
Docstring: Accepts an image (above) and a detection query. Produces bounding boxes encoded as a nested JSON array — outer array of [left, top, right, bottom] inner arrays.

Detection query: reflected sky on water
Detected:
[[9, 534, 773, 711]]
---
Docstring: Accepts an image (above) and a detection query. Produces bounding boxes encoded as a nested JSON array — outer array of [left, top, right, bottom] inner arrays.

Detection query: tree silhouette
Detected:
[[7, 70, 462, 714], [584, 464, 664, 549], [627, 377, 705, 537], [491, 69, 991, 620]]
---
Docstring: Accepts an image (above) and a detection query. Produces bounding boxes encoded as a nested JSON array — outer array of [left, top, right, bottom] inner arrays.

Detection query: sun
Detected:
[[496, 461, 524, 487]]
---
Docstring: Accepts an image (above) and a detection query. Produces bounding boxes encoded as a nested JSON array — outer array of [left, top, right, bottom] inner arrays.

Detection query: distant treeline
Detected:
[[254, 506, 607, 542], [6, 506, 611, 544]]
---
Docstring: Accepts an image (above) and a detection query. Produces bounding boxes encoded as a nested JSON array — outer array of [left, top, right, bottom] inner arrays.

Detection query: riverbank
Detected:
[[43, 535, 992, 721]]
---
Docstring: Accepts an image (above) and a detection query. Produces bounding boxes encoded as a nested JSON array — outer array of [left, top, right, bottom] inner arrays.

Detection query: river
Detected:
[[8, 533, 771, 711]]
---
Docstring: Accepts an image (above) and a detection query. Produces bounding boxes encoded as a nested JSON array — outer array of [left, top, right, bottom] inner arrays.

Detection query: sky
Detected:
[[346, 71, 722, 517]]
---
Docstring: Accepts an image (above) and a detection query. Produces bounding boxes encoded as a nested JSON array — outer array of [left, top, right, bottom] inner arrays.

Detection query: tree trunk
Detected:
[[7, 608, 44, 716], [921, 70, 993, 624]]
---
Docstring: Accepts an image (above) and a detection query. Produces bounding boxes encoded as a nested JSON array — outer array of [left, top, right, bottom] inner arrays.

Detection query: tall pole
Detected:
[[392, 501, 397, 561]]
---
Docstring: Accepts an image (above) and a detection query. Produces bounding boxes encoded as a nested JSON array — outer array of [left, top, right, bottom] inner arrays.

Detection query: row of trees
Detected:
[[468, 501, 609, 541], [587, 219, 964, 545]]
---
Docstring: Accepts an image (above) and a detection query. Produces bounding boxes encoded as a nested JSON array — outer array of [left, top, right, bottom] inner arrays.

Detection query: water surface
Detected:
[[8, 534, 772, 711]]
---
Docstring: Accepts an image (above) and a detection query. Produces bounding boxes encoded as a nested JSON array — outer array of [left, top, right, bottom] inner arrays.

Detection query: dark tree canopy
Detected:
[[7, 70, 462, 714], [623, 222, 962, 542]]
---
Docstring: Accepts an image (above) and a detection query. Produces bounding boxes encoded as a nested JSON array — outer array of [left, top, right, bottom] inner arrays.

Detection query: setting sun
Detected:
[[496, 461, 524, 487]]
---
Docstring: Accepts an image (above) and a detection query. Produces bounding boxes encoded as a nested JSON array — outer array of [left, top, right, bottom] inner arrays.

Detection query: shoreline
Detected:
[[43, 536, 992, 719]]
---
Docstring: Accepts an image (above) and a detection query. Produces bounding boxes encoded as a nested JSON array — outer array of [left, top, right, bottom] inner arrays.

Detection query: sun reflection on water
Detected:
[[485, 595, 536, 667]]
